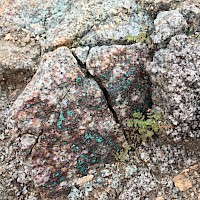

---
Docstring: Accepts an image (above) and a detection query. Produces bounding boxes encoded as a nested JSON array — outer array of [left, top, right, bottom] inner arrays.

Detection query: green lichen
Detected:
[[126, 25, 148, 43]]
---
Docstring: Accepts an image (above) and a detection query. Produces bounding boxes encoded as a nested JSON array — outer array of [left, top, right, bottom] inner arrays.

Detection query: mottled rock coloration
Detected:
[[86, 44, 152, 125], [78, 10, 153, 47], [0, 0, 153, 50], [153, 10, 188, 44], [1, 0, 200, 199], [8, 47, 125, 198], [177, 1, 200, 33], [0, 28, 40, 73], [147, 34, 200, 141]]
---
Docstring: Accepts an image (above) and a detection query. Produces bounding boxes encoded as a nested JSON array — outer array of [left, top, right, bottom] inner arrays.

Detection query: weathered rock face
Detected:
[[8, 47, 125, 198], [0, 27, 40, 136], [147, 34, 200, 141], [177, 1, 200, 34], [86, 44, 152, 125], [0, 0, 153, 50], [1, 0, 200, 199], [0, 28, 41, 72], [153, 10, 188, 44]]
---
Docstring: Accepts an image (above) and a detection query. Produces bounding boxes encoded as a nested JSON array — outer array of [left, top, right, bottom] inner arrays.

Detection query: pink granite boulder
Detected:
[[8, 47, 125, 198], [86, 44, 152, 125]]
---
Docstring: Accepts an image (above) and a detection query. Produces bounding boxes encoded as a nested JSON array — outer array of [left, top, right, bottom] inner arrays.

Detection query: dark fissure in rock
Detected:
[[72, 51, 120, 124]]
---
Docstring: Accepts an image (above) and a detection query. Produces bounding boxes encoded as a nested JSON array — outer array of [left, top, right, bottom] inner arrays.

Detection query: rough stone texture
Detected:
[[153, 10, 188, 44], [72, 46, 90, 64], [147, 34, 200, 141], [6, 47, 125, 199], [0, 0, 71, 35], [86, 44, 152, 125], [66, 139, 199, 200], [78, 10, 153, 47], [0, 28, 40, 72], [177, 1, 200, 33], [0, 0, 153, 50], [0, 0, 200, 199], [0, 27, 41, 114]]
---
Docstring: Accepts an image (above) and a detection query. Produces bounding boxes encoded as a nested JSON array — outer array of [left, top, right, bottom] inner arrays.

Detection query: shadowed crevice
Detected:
[[71, 51, 120, 124]]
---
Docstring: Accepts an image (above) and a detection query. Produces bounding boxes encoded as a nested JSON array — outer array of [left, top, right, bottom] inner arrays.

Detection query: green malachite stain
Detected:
[[76, 77, 82, 83], [71, 143, 79, 152], [60, 177, 65, 182], [67, 110, 74, 117], [51, 182, 57, 186], [84, 133, 94, 140], [52, 172, 59, 178], [26, 104, 31, 109], [119, 99, 123, 105], [57, 111, 65, 129], [125, 71, 131, 77], [102, 74, 108, 79], [62, 141, 67, 145], [80, 154, 89, 162], [126, 80, 131, 85], [84, 132, 103, 143], [96, 137, 103, 143]]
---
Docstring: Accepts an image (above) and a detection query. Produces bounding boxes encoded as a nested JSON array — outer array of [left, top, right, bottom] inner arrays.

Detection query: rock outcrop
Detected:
[[0, 0, 199, 199], [147, 34, 200, 142]]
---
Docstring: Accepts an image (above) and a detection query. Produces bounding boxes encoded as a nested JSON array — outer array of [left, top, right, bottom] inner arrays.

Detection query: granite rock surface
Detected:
[[147, 34, 200, 142], [0, 0, 200, 199], [7, 47, 126, 199], [86, 44, 152, 125]]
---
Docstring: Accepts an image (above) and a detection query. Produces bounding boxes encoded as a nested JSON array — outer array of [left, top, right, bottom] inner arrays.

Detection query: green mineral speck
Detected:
[[67, 110, 74, 117], [57, 111, 66, 129], [80, 154, 89, 162], [59, 111, 65, 120], [119, 99, 123, 105], [60, 177, 65, 182], [102, 74, 108, 79], [84, 133, 94, 140], [26, 104, 30, 109], [126, 80, 131, 85], [76, 77, 82, 83], [96, 137, 103, 143], [71, 143, 79, 152], [57, 121, 62, 129], [125, 71, 131, 77], [52, 182, 57, 186], [62, 142, 67, 145], [26, 149, 29, 153]]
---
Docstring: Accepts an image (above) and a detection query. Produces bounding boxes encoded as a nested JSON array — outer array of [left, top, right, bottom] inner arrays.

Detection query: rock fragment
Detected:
[[7, 47, 126, 199], [173, 174, 192, 192], [153, 10, 188, 43], [147, 35, 200, 142], [86, 44, 152, 125]]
